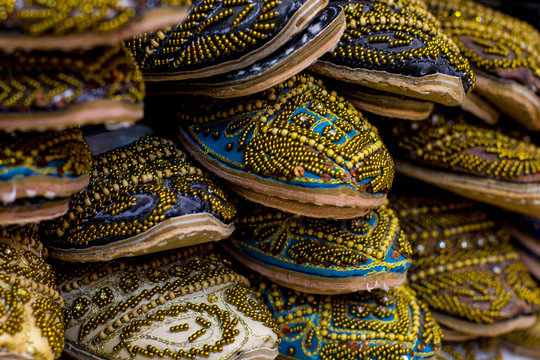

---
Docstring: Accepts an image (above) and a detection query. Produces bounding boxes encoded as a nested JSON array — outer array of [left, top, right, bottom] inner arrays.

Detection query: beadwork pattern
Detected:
[[426, 0, 540, 91], [229, 202, 411, 279], [318, 0, 475, 90], [127, 0, 312, 73], [0, 0, 191, 36], [41, 136, 235, 248], [393, 111, 540, 182], [0, 127, 91, 181], [59, 245, 280, 360], [179, 74, 394, 195], [0, 44, 144, 115], [257, 278, 442, 360], [392, 193, 540, 324], [0, 225, 64, 360]]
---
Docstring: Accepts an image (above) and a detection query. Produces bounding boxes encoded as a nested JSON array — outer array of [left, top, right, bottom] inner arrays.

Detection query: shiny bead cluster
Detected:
[[233, 202, 411, 268], [180, 74, 394, 194], [42, 136, 236, 247], [59, 245, 279, 359], [0, 225, 64, 358], [0, 0, 191, 35], [427, 0, 540, 83], [0, 127, 91, 178], [0, 45, 144, 113], [326, 0, 475, 89], [392, 194, 540, 324], [257, 279, 442, 359], [127, 0, 282, 70], [394, 112, 540, 181]]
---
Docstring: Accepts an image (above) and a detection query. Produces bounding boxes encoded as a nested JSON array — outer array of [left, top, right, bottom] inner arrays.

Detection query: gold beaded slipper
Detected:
[[223, 201, 411, 294], [392, 110, 540, 217], [127, 0, 328, 82], [0, 224, 64, 360], [309, 0, 476, 106], [57, 244, 280, 360], [392, 190, 540, 337], [0, 45, 144, 132], [255, 278, 442, 360], [502, 316, 540, 359], [0, 127, 91, 225], [142, 5, 346, 98], [41, 134, 236, 262], [178, 74, 395, 219], [426, 0, 540, 131], [0, 0, 191, 51]]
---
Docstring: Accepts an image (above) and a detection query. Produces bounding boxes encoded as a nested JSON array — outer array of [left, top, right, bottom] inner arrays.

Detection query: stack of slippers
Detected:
[[391, 187, 540, 340], [508, 217, 540, 280], [427, 0, 540, 130], [308, 0, 476, 121], [391, 108, 540, 217], [126, 0, 347, 98]]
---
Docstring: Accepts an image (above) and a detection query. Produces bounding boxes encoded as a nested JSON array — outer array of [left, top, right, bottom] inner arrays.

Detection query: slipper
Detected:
[[310, 0, 475, 106], [128, 0, 329, 81], [502, 316, 540, 360], [0, 0, 191, 51], [58, 244, 280, 360], [392, 110, 540, 217], [256, 278, 442, 360], [144, 5, 346, 98], [178, 73, 395, 219], [392, 191, 540, 337], [436, 338, 502, 360], [0, 224, 64, 360], [0, 45, 145, 132], [0, 127, 91, 225], [427, 0, 540, 130], [41, 134, 236, 262], [223, 200, 411, 294]]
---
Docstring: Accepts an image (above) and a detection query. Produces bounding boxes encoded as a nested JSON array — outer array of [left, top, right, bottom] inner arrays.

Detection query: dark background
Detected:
[[479, 0, 540, 29]]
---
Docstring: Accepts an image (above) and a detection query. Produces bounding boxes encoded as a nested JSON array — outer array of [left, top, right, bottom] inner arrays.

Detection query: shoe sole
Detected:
[[0, 99, 143, 132], [396, 160, 540, 218], [145, 0, 329, 81], [223, 243, 407, 295], [47, 213, 234, 262], [310, 60, 466, 106], [0, 7, 190, 51], [179, 128, 386, 219], [433, 311, 536, 337], [0, 198, 69, 225]]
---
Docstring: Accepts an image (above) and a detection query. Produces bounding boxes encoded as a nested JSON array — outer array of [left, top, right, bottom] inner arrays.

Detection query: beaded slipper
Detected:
[[42, 134, 236, 262], [339, 82, 435, 121], [223, 201, 411, 294], [0, 45, 144, 132], [143, 5, 346, 98], [309, 0, 475, 106], [0, 225, 64, 360], [508, 217, 540, 280], [427, 0, 540, 131], [128, 0, 328, 82], [178, 74, 395, 219], [392, 110, 540, 217], [256, 278, 442, 360], [503, 317, 540, 359], [392, 191, 540, 337], [58, 244, 280, 360], [0, 127, 91, 225], [0, 0, 191, 51]]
